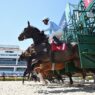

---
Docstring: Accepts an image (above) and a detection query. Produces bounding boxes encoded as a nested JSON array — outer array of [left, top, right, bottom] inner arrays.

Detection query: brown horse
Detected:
[[18, 45, 40, 84], [18, 21, 88, 84], [19, 44, 64, 84]]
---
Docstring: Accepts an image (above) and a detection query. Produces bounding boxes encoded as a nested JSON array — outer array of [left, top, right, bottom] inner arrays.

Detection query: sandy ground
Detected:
[[0, 81, 95, 95]]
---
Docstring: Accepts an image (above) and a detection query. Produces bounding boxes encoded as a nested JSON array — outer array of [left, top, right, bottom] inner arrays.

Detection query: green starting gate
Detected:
[[64, 0, 95, 70], [77, 34, 95, 68], [54, 0, 95, 73]]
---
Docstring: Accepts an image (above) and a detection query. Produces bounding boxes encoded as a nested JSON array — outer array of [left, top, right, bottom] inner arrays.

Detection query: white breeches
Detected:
[[49, 29, 63, 43]]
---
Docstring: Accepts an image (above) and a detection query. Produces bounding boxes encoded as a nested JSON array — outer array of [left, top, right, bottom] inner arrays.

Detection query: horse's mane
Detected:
[[30, 27, 48, 45]]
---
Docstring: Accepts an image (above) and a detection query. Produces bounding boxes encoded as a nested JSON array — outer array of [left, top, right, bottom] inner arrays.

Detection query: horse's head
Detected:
[[18, 50, 32, 62], [26, 44, 36, 54], [18, 21, 41, 41], [18, 52, 27, 61], [19, 44, 37, 61]]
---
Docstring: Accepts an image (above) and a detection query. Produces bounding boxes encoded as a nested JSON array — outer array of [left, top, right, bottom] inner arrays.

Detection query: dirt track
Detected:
[[0, 81, 95, 95]]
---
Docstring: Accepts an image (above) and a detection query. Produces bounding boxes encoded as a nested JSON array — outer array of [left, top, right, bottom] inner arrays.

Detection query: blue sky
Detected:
[[0, 0, 79, 50]]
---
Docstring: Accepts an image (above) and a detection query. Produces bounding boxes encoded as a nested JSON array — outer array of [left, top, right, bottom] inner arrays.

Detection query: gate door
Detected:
[[77, 34, 95, 68]]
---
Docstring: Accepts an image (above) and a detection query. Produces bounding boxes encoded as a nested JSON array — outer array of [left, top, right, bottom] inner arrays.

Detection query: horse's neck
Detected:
[[32, 32, 47, 45], [33, 42, 50, 55], [33, 40, 42, 45], [31, 31, 50, 55]]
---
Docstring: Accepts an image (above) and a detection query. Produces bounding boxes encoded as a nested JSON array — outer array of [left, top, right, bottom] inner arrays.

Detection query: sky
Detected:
[[0, 0, 79, 50]]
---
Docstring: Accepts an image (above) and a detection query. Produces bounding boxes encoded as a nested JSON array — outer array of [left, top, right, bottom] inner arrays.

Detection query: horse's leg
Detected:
[[34, 67, 47, 84], [44, 70, 54, 83], [40, 63, 53, 84], [40, 70, 49, 85], [27, 72, 30, 80], [58, 74, 64, 83], [67, 72, 73, 85], [54, 70, 64, 83], [28, 71, 33, 81], [80, 69, 86, 84], [38, 72, 47, 84], [22, 68, 28, 84]]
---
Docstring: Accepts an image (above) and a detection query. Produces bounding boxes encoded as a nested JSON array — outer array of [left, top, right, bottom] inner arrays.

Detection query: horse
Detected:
[[18, 21, 94, 85], [19, 44, 64, 84], [18, 45, 40, 84]]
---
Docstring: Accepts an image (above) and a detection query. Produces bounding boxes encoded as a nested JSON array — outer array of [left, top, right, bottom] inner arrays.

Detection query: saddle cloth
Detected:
[[51, 41, 66, 51], [51, 41, 74, 63]]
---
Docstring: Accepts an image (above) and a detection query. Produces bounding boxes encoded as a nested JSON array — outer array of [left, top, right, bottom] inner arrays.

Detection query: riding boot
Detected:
[[53, 36, 62, 45]]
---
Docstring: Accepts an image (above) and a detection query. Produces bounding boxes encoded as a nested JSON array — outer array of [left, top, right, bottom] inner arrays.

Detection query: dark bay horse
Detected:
[[18, 45, 40, 84], [19, 44, 64, 84], [18, 21, 94, 84]]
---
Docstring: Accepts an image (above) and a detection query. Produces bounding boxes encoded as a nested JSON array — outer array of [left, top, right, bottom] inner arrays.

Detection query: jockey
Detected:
[[42, 17, 64, 69], [42, 17, 63, 45]]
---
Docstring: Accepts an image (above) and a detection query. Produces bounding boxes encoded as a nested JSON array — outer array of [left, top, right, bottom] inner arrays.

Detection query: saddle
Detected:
[[51, 41, 74, 63], [51, 41, 66, 51]]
